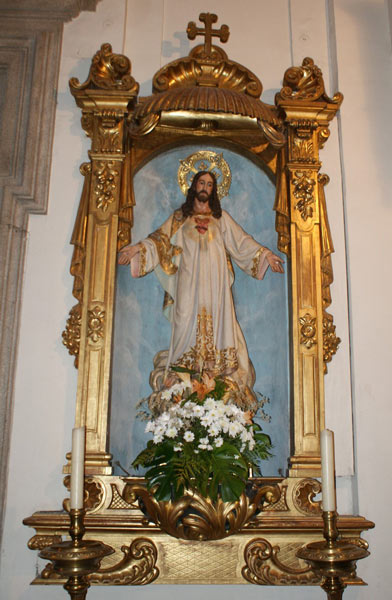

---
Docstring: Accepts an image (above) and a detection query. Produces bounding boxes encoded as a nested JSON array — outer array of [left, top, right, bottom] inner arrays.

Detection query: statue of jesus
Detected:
[[118, 171, 284, 410]]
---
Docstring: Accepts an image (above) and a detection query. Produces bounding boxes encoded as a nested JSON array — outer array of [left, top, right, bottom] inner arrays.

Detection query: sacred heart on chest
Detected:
[[194, 216, 210, 235]]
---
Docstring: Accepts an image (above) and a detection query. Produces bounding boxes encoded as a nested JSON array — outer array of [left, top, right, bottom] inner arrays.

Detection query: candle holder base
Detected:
[[297, 511, 369, 600], [40, 509, 113, 600]]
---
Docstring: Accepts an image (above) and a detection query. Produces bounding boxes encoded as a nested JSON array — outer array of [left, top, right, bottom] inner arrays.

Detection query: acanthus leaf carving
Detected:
[[292, 137, 315, 163], [123, 482, 281, 541]]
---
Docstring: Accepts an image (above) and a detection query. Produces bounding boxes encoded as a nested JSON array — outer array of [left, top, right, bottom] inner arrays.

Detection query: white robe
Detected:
[[131, 209, 272, 397]]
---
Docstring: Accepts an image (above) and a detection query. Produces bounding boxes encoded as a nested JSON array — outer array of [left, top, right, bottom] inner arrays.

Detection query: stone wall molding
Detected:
[[0, 0, 100, 558]]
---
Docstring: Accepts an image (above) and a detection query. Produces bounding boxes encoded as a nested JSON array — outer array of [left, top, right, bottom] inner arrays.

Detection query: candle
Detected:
[[70, 426, 85, 509], [320, 429, 336, 512]]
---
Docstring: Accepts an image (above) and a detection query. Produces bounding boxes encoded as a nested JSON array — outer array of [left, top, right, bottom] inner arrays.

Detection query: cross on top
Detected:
[[187, 13, 230, 55]]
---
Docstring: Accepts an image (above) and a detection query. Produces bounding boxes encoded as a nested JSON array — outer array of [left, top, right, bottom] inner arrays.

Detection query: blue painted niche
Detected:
[[110, 145, 290, 476]]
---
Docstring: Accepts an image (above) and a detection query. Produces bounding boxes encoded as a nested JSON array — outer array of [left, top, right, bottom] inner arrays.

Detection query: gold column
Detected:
[[276, 58, 342, 477], [64, 44, 139, 474]]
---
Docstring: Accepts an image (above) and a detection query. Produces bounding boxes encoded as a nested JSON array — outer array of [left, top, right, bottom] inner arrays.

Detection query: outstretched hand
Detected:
[[267, 252, 284, 273], [118, 243, 140, 265]]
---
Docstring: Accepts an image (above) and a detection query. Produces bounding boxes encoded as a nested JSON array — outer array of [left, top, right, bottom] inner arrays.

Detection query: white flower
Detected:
[[145, 421, 155, 433], [198, 442, 208, 449], [217, 414, 228, 426], [184, 431, 194, 442], [208, 423, 221, 437], [161, 389, 172, 401], [198, 436, 210, 450], [192, 405, 205, 417], [166, 426, 178, 438], [204, 397, 216, 410], [228, 421, 241, 437], [174, 444, 183, 452], [215, 437, 223, 447], [154, 425, 165, 437]]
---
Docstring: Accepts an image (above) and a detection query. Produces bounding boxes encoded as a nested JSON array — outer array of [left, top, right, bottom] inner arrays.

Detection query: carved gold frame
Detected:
[[25, 15, 372, 588]]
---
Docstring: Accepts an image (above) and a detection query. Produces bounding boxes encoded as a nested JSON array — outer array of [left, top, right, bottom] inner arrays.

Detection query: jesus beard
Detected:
[[196, 190, 210, 203]]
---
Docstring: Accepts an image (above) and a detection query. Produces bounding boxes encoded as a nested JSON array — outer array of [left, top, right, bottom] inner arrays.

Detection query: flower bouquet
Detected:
[[132, 368, 272, 502]]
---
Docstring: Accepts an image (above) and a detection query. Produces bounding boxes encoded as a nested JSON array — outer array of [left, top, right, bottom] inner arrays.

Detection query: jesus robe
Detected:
[[130, 208, 273, 406]]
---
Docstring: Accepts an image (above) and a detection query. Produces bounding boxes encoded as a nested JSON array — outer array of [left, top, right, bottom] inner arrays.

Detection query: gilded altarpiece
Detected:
[[24, 15, 373, 588]]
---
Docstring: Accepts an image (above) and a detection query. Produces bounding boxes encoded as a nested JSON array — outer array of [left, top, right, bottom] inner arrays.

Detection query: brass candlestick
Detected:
[[40, 508, 113, 600], [297, 511, 370, 600]]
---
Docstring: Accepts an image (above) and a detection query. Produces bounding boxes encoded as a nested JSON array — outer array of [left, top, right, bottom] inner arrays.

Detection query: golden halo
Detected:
[[177, 151, 231, 200]]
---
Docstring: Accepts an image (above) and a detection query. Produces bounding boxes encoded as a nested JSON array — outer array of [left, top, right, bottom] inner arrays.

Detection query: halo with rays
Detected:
[[177, 150, 231, 200]]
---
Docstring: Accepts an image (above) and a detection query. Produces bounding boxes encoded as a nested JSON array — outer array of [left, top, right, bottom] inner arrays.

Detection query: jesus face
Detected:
[[193, 173, 214, 213]]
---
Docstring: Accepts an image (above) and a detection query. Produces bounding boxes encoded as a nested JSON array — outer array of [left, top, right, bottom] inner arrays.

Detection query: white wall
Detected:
[[1, 0, 391, 598]]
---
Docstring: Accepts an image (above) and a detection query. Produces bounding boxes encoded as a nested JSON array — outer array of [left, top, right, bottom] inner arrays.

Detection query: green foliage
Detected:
[[132, 373, 272, 503]]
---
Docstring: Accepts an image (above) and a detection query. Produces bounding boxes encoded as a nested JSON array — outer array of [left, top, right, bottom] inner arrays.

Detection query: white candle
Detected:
[[320, 429, 336, 511], [70, 426, 85, 509]]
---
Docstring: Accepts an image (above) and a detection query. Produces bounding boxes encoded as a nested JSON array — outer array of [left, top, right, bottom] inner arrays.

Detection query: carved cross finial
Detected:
[[187, 13, 230, 55]]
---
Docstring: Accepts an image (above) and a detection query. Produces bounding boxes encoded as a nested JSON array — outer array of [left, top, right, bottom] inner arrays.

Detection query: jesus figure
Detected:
[[118, 171, 284, 410]]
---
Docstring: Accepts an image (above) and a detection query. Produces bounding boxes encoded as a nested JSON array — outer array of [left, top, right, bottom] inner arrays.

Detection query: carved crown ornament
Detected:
[[127, 13, 285, 147]]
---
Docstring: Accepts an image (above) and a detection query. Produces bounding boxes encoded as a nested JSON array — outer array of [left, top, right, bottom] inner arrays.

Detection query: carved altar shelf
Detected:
[[24, 476, 373, 586]]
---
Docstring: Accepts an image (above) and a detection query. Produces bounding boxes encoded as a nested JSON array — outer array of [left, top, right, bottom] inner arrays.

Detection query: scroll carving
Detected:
[[277, 57, 343, 105], [292, 478, 322, 515], [88, 538, 159, 585], [69, 43, 139, 93], [63, 476, 105, 512], [242, 538, 321, 585]]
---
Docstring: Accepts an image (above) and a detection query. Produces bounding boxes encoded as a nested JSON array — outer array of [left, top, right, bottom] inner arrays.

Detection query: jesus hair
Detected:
[[181, 171, 222, 219]]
